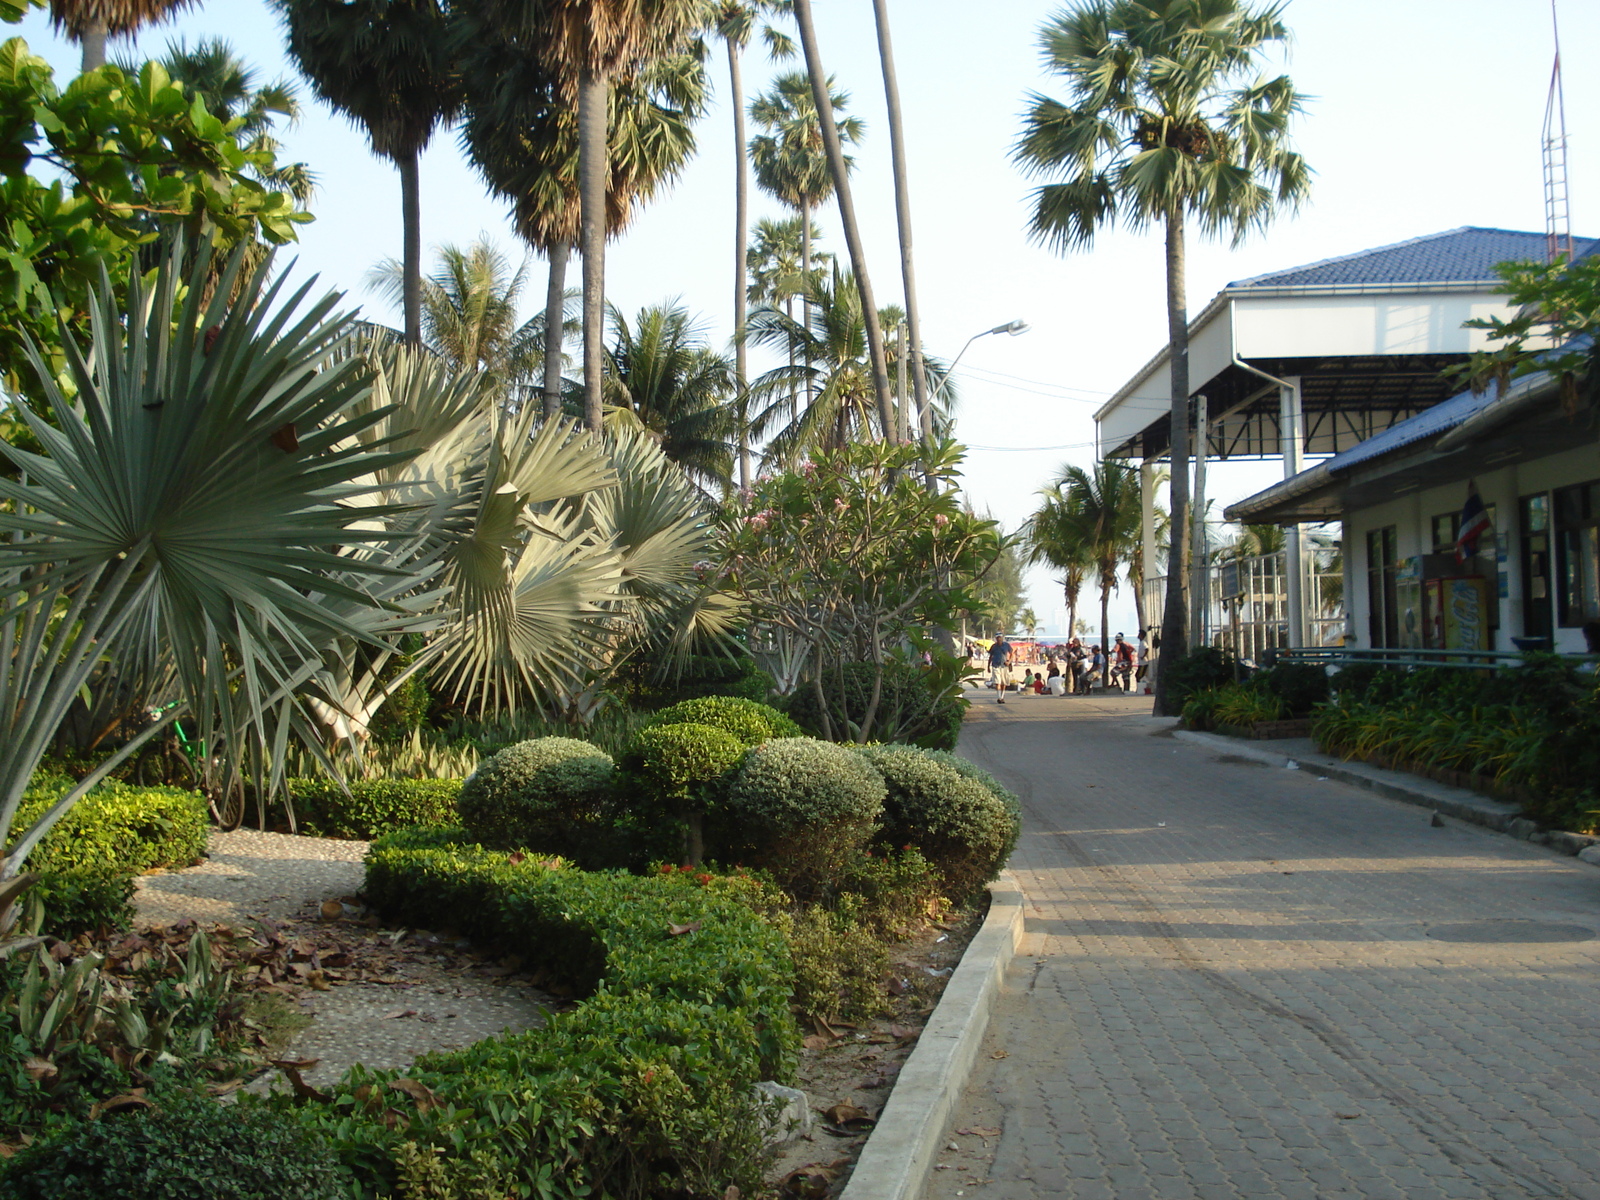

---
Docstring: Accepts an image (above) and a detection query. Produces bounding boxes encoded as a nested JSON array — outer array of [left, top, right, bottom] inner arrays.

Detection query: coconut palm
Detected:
[[1043, 461, 1143, 680], [746, 215, 826, 311], [1025, 489, 1095, 649], [274, 0, 461, 347], [50, 0, 194, 73], [124, 37, 315, 200], [1013, 0, 1310, 712], [788, 0, 894, 441], [603, 302, 737, 495]]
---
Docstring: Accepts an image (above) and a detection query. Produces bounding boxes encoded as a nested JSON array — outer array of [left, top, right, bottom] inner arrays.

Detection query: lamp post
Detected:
[[928, 318, 1030, 413]]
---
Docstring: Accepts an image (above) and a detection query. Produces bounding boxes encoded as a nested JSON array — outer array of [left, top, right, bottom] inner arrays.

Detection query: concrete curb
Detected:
[[837, 871, 1026, 1200], [1173, 729, 1600, 859]]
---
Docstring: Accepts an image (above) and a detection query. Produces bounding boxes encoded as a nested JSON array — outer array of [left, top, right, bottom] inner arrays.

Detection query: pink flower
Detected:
[[933, 513, 950, 527]]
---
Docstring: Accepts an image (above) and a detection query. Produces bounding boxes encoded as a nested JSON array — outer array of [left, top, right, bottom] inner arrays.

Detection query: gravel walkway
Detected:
[[135, 829, 549, 1090]]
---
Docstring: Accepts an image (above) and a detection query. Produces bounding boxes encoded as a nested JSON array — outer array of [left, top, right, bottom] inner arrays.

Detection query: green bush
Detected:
[[785, 661, 963, 750], [1181, 686, 1223, 731], [856, 745, 1019, 902], [618, 653, 776, 708], [324, 832, 796, 1198], [720, 738, 886, 900], [1213, 683, 1288, 726], [289, 777, 461, 840], [0, 1090, 348, 1200], [624, 723, 745, 864], [1161, 647, 1238, 708], [10, 776, 208, 935], [645, 695, 803, 745], [777, 905, 888, 1023], [1249, 661, 1330, 716], [455, 737, 617, 859]]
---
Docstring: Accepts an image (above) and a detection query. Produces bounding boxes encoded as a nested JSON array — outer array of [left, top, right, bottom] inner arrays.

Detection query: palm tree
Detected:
[[1046, 461, 1142, 681], [746, 215, 826, 312], [869, 0, 930, 440], [273, 0, 461, 347], [369, 235, 560, 409], [1013, 0, 1310, 713], [712, 1, 792, 491], [603, 302, 737, 494], [50, 0, 194, 73], [1026, 489, 1095, 648], [789, 0, 894, 442], [126, 37, 314, 201], [749, 70, 861, 407]]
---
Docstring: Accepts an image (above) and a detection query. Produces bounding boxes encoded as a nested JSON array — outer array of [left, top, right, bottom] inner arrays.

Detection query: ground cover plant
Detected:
[[1312, 657, 1600, 832]]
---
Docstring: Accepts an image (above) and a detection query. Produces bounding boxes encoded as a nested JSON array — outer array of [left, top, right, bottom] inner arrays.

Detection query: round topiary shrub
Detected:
[[457, 737, 616, 859], [721, 738, 886, 899], [856, 745, 1020, 901], [623, 722, 746, 864], [645, 696, 803, 745], [0, 1090, 347, 1199]]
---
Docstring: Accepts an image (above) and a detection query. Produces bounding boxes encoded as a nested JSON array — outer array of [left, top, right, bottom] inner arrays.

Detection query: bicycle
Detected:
[[134, 706, 246, 830]]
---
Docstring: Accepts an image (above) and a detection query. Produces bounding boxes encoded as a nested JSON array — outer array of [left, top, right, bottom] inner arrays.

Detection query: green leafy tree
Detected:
[[1013, 0, 1310, 712], [1452, 254, 1600, 412], [1026, 490, 1094, 643], [720, 438, 1002, 742], [274, 0, 461, 346], [0, 40, 307, 399], [1039, 461, 1142, 676]]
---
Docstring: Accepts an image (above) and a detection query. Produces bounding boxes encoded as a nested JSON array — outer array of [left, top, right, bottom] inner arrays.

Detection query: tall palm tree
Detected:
[[50, 0, 194, 73], [712, 1, 792, 491], [1025, 488, 1095, 648], [369, 235, 563, 411], [603, 301, 737, 495], [125, 37, 314, 200], [1013, 0, 1310, 713], [746, 215, 826, 312], [789, 0, 894, 442], [868, 0, 930, 440], [274, 0, 461, 347], [1047, 461, 1142, 679]]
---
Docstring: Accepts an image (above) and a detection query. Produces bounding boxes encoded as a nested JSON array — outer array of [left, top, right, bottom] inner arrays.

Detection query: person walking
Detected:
[[988, 634, 1014, 704]]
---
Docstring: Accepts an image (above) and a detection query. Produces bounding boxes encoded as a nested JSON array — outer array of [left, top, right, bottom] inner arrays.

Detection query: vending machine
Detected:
[[1424, 575, 1490, 651]]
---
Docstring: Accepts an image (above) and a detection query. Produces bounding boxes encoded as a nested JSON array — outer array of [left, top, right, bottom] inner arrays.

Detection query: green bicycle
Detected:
[[134, 706, 246, 830]]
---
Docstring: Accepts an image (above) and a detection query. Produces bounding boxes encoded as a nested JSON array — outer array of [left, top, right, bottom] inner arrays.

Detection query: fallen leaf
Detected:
[[388, 1078, 440, 1113], [89, 1094, 153, 1120], [666, 921, 702, 937], [21, 1057, 55, 1084], [320, 900, 344, 921], [989, 1050, 1009, 1059], [381, 1009, 417, 1020], [508, 852, 526, 865], [811, 1015, 838, 1039], [820, 1103, 875, 1134], [779, 1168, 832, 1198], [271, 1057, 321, 1070], [276, 1063, 331, 1103], [960, 1126, 1002, 1138], [801, 1035, 833, 1051]]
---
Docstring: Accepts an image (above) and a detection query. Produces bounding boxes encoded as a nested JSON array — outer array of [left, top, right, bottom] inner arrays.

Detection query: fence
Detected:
[[1143, 547, 1345, 664]]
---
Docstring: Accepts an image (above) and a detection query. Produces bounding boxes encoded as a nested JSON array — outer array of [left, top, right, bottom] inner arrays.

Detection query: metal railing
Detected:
[[1142, 548, 1345, 664], [1266, 646, 1600, 672]]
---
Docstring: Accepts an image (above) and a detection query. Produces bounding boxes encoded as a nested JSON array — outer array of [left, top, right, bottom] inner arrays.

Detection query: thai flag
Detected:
[[1455, 480, 1492, 564]]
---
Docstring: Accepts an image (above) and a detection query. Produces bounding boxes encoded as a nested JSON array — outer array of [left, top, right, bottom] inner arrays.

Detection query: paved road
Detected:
[[928, 691, 1600, 1200]]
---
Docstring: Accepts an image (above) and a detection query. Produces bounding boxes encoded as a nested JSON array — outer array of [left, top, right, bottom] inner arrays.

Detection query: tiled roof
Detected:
[[1230, 227, 1598, 289]]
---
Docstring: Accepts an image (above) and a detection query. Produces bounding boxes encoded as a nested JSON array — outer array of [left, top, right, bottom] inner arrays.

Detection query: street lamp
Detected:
[[930, 319, 1030, 407]]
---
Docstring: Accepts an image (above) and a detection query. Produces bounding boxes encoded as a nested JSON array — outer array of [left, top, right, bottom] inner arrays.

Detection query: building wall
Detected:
[[1344, 445, 1600, 654]]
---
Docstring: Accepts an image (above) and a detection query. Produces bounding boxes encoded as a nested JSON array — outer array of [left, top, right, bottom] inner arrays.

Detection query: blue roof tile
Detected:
[[1230, 227, 1598, 289]]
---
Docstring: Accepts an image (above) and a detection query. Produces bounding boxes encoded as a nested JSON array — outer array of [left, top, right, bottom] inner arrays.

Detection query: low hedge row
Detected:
[[11, 776, 209, 934], [294, 828, 797, 1198], [288, 777, 462, 840]]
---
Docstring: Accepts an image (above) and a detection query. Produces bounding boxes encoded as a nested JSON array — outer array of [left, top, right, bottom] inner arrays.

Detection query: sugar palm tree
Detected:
[[789, 0, 894, 442], [712, 1, 792, 490], [746, 215, 825, 312], [1044, 461, 1142, 679], [50, 0, 194, 73], [1014, 0, 1310, 712], [603, 301, 737, 495], [274, 0, 461, 347]]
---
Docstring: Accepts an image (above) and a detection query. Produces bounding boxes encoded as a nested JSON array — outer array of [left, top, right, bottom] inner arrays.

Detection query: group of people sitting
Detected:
[[985, 633, 1143, 703]]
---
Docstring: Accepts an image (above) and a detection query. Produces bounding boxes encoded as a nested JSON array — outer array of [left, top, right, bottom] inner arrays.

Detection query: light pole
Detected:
[[928, 319, 1030, 413]]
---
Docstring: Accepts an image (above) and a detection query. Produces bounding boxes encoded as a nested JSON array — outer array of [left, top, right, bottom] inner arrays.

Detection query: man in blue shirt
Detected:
[[988, 635, 1014, 705]]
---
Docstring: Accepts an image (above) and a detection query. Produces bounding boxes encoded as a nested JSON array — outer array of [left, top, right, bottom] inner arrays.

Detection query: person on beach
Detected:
[[988, 635, 1014, 704]]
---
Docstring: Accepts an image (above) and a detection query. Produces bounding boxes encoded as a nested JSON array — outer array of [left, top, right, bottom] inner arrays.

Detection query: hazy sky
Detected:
[[14, 0, 1596, 634]]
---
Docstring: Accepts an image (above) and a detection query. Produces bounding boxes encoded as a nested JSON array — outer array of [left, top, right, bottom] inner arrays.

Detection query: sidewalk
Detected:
[[922, 692, 1600, 1200]]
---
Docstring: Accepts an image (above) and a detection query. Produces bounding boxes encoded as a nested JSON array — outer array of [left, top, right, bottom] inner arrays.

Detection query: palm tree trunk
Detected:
[[1100, 578, 1111, 687], [800, 201, 813, 411], [791, 0, 895, 443], [542, 239, 569, 421], [727, 37, 752, 492], [578, 70, 609, 436], [870, 0, 931, 439], [1153, 209, 1191, 715], [80, 18, 108, 73], [399, 147, 423, 347]]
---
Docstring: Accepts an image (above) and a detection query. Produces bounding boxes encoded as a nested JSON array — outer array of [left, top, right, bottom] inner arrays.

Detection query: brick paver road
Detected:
[[927, 691, 1600, 1200]]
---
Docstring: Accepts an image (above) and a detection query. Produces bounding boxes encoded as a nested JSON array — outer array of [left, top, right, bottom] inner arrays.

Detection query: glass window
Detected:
[[1431, 513, 1458, 555], [1521, 494, 1553, 641], [1554, 480, 1600, 627]]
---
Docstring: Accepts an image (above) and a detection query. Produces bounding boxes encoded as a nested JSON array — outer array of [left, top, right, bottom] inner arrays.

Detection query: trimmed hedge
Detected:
[[0, 1089, 348, 1200], [456, 738, 617, 858], [308, 829, 796, 1198], [644, 696, 803, 745], [856, 745, 1020, 901], [11, 776, 209, 935], [721, 738, 886, 899], [288, 777, 461, 840]]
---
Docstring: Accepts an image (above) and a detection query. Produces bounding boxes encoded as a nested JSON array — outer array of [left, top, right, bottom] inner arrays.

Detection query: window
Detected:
[[1520, 494, 1553, 642], [1431, 513, 1458, 555], [1555, 480, 1600, 627], [1366, 526, 1398, 648]]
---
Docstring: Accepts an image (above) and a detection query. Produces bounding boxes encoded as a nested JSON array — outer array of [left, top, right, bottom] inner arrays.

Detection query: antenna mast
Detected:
[[1542, 0, 1573, 262]]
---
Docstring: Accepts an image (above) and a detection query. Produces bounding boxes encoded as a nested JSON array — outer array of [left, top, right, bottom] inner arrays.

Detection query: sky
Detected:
[[12, 0, 1597, 636]]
